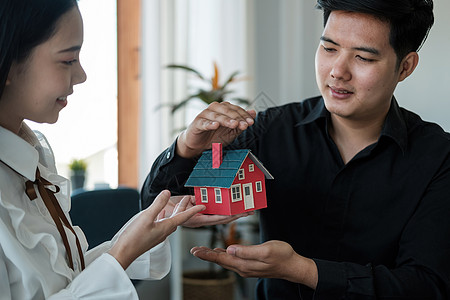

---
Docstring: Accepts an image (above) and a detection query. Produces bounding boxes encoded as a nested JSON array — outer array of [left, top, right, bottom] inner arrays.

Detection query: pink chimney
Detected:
[[212, 143, 223, 168]]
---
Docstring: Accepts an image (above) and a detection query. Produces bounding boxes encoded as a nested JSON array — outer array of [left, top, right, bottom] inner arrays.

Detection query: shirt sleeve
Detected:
[[140, 139, 197, 209], [47, 253, 138, 300], [0, 248, 12, 300]]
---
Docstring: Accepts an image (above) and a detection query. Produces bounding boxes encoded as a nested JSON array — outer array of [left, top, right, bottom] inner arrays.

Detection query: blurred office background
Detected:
[[26, 1, 450, 299]]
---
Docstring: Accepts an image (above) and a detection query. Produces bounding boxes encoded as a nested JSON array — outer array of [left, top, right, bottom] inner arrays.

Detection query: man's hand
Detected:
[[190, 240, 318, 290], [176, 102, 256, 158]]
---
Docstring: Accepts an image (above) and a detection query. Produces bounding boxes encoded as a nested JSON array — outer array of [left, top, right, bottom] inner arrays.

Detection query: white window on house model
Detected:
[[215, 188, 222, 203], [200, 188, 208, 203], [231, 184, 242, 202], [256, 181, 263, 192], [249, 164, 254, 172], [238, 168, 245, 180]]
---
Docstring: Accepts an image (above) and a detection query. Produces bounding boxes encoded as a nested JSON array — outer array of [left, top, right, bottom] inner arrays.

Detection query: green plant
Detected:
[[68, 159, 87, 172], [166, 62, 250, 113]]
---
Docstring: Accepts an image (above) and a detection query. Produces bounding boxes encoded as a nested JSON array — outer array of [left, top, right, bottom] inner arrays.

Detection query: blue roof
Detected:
[[185, 149, 273, 188]]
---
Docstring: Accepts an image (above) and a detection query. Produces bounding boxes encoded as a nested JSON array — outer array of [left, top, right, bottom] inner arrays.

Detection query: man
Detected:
[[142, 0, 450, 298]]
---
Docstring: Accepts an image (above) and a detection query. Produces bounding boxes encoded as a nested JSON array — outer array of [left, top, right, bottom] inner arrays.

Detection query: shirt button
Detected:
[[166, 151, 171, 160]]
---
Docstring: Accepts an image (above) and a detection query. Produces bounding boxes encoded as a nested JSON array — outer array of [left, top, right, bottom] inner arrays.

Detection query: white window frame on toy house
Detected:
[[215, 188, 222, 203], [238, 169, 245, 180], [231, 184, 242, 202], [200, 188, 208, 203], [256, 181, 263, 192], [249, 164, 254, 172]]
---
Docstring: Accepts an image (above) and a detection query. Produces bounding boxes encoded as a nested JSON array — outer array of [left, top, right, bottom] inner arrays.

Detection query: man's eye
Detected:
[[356, 55, 375, 62], [322, 46, 335, 52]]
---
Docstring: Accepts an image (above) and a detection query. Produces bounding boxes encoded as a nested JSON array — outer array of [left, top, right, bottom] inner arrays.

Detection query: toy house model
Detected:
[[185, 143, 274, 215]]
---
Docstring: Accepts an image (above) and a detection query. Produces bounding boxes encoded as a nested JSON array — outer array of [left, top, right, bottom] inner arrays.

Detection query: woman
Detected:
[[0, 1, 205, 298]]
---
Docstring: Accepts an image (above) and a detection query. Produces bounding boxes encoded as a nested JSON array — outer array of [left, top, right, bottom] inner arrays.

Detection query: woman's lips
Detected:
[[56, 96, 68, 108]]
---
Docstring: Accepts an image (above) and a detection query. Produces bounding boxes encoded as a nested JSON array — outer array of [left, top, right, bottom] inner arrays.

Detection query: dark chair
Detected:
[[70, 187, 140, 249]]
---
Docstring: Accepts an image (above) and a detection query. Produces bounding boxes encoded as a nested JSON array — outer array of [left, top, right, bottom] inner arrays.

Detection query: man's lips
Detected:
[[329, 85, 353, 99], [329, 85, 353, 94]]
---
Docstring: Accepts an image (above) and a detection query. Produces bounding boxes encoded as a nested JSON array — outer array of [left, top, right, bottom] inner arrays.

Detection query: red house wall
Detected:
[[194, 186, 232, 215], [194, 156, 268, 215], [229, 157, 267, 215]]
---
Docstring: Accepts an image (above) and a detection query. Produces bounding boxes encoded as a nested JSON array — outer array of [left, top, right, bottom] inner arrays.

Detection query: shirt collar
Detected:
[[0, 123, 39, 181], [294, 96, 408, 153], [295, 98, 328, 126], [380, 97, 408, 153]]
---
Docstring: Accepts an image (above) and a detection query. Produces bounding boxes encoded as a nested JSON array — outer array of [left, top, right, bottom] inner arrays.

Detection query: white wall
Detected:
[[395, 0, 450, 131], [251, 0, 322, 107]]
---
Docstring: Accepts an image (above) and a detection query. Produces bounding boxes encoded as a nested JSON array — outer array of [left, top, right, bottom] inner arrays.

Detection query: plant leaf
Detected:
[[222, 71, 241, 89], [212, 62, 219, 90], [231, 97, 251, 105], [166, 64, 205, 80], [170, 94, 200, 113]]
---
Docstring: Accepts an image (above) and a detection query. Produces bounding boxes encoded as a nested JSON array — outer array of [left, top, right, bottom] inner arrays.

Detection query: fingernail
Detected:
[[227, 246, 237, 255]]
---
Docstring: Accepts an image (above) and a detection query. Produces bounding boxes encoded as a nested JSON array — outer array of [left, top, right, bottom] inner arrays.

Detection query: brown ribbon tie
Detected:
[[26, 168, 85, 271]]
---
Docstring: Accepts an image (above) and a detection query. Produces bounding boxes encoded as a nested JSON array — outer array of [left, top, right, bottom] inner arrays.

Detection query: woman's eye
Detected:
[[63, 59, 77, 65]]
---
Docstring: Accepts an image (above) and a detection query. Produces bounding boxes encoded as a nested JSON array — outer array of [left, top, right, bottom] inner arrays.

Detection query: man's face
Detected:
[[315, 11, 401, 124]]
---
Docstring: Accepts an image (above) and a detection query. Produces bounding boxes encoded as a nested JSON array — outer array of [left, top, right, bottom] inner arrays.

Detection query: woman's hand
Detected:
[[163, 195, 254, 228], [109, 190, 205, 269]]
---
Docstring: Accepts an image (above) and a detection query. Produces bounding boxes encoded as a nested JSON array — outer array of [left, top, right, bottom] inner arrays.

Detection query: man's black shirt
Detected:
[[142, 96, 450, 299]]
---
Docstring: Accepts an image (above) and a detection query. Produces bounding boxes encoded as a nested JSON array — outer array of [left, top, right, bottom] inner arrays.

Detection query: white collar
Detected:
[[0, 123, 39, 181]]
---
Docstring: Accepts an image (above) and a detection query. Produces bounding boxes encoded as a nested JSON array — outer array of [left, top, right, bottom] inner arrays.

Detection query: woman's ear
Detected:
[[398, 52, 419, 82]]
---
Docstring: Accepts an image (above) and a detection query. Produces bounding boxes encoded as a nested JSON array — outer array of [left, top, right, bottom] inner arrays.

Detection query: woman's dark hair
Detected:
[[316, 0, 434, 65], [0, 0, 78, 98]]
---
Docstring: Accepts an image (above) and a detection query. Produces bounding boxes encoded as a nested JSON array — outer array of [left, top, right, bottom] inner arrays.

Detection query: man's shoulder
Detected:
[[399, 107, 450, 160], [400, 107, 450, 141]]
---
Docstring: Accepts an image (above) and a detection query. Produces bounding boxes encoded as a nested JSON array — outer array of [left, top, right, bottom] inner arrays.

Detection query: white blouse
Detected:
[[0, 123, 171, 300]]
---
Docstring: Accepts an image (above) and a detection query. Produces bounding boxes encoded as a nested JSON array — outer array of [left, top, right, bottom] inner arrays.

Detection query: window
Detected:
[[249, 164, 254, 172], [238, 169, 245, 180], [200, 188, 208, 203], [231, 184, 242, 202], [256, 181, 262, 192], [215, 188, 222, 203]]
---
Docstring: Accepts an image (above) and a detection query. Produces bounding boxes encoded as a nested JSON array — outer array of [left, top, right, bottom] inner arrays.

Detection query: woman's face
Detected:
[[0, 6, 86, 133]]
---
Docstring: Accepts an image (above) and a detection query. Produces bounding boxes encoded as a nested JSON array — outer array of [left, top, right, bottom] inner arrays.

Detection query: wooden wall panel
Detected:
[[117, 0, 140, 188]]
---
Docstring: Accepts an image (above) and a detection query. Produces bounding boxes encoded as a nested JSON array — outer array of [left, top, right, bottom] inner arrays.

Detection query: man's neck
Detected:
[[329, 115, 385, 164]]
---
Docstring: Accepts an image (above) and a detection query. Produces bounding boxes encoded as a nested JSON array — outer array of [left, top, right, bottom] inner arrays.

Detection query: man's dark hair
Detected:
[[316, 0, 434, 64]]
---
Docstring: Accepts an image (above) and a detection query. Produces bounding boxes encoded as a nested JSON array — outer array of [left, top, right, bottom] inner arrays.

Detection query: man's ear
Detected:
[[398, 52, 419, 82]]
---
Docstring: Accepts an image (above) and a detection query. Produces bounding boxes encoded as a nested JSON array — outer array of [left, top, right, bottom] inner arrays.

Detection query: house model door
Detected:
[[243, 183, 255, 210]]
